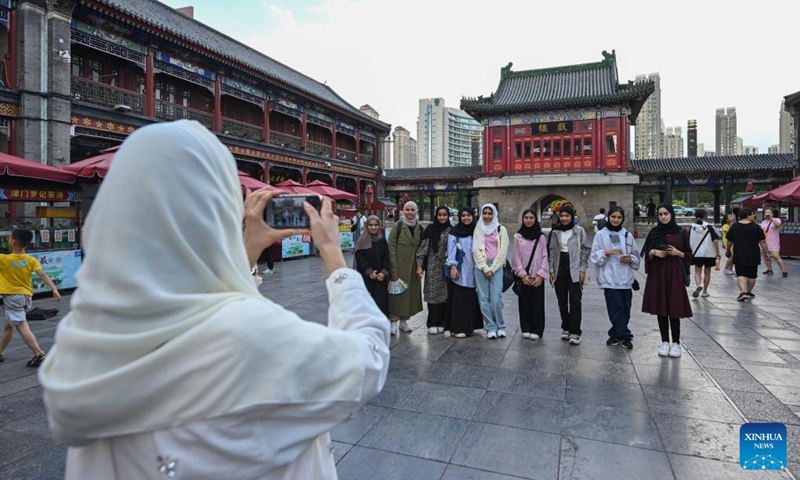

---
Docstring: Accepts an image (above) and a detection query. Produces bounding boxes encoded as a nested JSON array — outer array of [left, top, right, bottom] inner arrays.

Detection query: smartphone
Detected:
[[658, 244, 671, 251], [265, 194, 322, 229]]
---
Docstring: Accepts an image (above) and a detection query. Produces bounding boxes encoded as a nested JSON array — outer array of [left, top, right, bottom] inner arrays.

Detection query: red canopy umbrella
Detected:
[[305, 180, 357, 202], [0, 152, 76, 183], [237, 171, 280, 191], [751, 176, 800, 206], [274, 179, 315, 195], [61, 146, 119, 179]]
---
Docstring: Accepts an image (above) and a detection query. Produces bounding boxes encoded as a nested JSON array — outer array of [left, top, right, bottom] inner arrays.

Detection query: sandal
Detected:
[[26, 352, 45, 368]]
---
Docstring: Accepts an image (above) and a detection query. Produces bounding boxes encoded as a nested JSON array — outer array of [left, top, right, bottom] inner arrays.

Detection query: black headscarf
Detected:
[[552, 205, 575, 231], [517, 209, 542, 240], [421, 206, 451, 253], [449, 206, 476, 238], [644, 203, 682, 249], [606, 206, 624, 232]]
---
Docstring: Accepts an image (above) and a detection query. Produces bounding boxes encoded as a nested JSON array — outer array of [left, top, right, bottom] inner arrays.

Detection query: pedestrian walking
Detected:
[[388, 201, 424, 335], [591, 207, 640, 349], [0, 229, 61, 366], [446, 207, 482, 338], [726, 207, 769, 301], [761, 208, 789, 277], [355, 215, 390, 316], [722, 212, 735, 275], [417, 206, 451, 334], [641, 204, 693, 358], [548, 205, 591, 345], [473, 203, 510, 339], [592, 207, 607, 234], [646, 198, 657, 224], [350, 212, 365, 249], [689, 209, 721, 298], [511, 209, 548, 339], [38, 120, 389, 479]]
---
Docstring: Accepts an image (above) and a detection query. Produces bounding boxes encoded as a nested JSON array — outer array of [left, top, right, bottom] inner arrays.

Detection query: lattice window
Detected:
[[154, 60, 214, 90], [71, 30, 145, 67], [90, 60, 103, 82], [71, 54, 84, 78]]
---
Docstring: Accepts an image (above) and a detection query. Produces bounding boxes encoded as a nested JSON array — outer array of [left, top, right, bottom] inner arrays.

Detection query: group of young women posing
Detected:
[[355, 200, 702, 358]]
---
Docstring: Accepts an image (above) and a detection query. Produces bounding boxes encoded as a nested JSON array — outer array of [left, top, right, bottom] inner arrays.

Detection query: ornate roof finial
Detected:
[[501, 62, 514, 79], [601, 50, 616, 64]]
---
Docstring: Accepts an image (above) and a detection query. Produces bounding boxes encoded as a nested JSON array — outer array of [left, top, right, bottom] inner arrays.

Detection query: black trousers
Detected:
[[657, 315, 681, 343], [427, 302, 447, 328], [518, 283, 545, 336], [554, 252, 582, 335]]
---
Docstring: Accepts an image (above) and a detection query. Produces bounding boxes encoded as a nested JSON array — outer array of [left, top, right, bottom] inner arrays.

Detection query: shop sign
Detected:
[[531, 121, 573, 135], [281, 234, 311, 258], [0, 188, 77, 201], [31, 249, 82, 293]]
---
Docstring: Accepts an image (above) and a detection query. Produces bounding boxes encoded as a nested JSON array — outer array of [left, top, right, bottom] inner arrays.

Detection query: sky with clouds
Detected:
[[161, 0, 797, 154]]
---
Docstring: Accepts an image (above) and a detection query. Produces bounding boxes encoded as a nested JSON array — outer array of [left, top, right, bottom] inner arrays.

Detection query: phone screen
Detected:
[[265, 194, 322, 229]]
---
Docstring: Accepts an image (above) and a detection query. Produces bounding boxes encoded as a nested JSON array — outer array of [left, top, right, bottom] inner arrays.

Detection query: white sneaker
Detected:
[[262, 268, 275, 275], [669, 343, 682, 358], [399, 320, 412, 332], [560, 330, 570, 341], [522, 332, 531, 339], [530, 334, 540, 340], [497, 330, 507, 338], [569, 334, 581, 345], [428, 327, 438, 335], [454, 333, 467, 338], [487, 331, 497, 339], [391, 322, 399, 336], [437, 327, 444, 333], [444, 330, 451, 337], [658, 342, 670, 357]]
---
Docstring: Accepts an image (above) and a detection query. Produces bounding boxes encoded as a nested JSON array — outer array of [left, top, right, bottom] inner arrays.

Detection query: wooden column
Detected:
[[144, 49, 155, 117], [484, 126, 491, 175], [7, 8, 17, 88], [263, 99, 271, 144], [331, 125, 337, 159], [372, 139, 378, 166], [355, 178, 361, 211], [302, 167, 307, 186], [355, 132, 360, 163], [505, 120, 512, 172], [301, 112, 307, 152], [213, 76, 222, 133], [263, 161, 270, 183]]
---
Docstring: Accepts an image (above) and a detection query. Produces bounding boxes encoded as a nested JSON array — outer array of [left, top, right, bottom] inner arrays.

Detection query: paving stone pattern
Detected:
[[2, 251, 800, 479]]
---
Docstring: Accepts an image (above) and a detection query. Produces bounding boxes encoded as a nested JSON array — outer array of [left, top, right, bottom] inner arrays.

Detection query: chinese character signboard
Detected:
[[0, 188, 77, 201], [531, 121, 573, 135]]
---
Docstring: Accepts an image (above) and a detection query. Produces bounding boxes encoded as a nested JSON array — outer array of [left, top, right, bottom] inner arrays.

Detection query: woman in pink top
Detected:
[[761, 208, 788, 277], [511, 209, 549, 339]]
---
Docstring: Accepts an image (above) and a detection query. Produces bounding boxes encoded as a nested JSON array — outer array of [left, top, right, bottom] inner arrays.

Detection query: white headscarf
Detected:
[[400, 200, 418, 227], [39, 121, 364, 446], [479, 203, 500, 235]]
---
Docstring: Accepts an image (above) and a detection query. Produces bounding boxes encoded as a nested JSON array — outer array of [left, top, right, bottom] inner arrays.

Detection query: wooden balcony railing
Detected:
[[155, 100, 213, 129], [71, 77, 145, 114], [358, 154, 374, 167], [307, 141, 332, 158], [269, 131, 301, 151], [222, 117, 263, 141], [335, 148, 357, 163]]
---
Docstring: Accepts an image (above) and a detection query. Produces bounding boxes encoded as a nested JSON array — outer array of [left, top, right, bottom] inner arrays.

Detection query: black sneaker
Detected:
[[0, 353, 4, 363], [737, 293, 748, 302], [606, 337, 620, 346], [763, 270, 774, 275], [783, 272, 789, 278], [26, 352, 45, 368], [620, 338, 633, 349]]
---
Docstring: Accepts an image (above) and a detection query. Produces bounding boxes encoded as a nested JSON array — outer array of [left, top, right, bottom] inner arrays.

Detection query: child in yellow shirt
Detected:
[[0, 229, 61, 366]]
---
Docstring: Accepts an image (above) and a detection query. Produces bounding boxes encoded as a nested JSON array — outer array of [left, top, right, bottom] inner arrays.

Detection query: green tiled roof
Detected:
[[384, 166, 482, 182], [633, 154, 795, 175], [461, 51, 654, 121]]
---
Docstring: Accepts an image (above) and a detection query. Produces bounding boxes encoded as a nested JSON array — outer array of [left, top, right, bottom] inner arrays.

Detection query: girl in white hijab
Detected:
[[472, 204, 510, 338], [38, 120, 390, 480]]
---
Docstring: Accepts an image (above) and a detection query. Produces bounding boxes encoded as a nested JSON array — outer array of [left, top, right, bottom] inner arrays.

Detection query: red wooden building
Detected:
[[462, 51, 653, 177]]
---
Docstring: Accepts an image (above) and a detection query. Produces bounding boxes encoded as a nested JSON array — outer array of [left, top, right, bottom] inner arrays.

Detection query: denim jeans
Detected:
[[474, 260, 505, 333], [604, 288, 633, 340]]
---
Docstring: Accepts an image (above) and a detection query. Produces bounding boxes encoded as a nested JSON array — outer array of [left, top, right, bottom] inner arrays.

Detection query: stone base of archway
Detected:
[[473, 173, 639, 235]]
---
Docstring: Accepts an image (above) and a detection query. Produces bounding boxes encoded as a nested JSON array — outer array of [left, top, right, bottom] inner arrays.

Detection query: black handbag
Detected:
[[512, 235, 541, 296], [502, 260, 514, 293]]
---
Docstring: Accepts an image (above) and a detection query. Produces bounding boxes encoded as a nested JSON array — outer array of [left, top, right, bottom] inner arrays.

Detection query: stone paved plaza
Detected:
[[2, 251, 800, 479]]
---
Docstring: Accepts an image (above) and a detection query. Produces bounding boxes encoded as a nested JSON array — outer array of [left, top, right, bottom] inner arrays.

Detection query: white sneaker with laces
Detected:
[[391, 322, 399, 336], [522, 333, 531, 339], [569, 334, 581, 345], [560, 330, 570, 341], [262, 268, 275, 275], [487, 331, 497, 339], [658, 342, 670, 357], [530, 334, 540, 340], [437, 327, 444, 333], [399, 320, 412, 332], [669, 343, 682, 358], [428, 327, 438, 335], [497, 330, 507, 338]]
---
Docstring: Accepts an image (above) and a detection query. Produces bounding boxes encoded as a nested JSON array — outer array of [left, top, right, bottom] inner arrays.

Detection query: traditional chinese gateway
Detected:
[[461, 51, 654, 229]]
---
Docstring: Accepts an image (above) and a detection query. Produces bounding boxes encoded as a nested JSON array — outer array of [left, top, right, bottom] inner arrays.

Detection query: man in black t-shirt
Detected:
[[726, 208, 768, 302]]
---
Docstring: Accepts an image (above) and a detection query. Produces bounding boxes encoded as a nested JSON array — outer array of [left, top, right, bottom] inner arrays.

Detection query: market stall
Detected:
[[1, 153, 82, 293], [750, 176, 800, 257]]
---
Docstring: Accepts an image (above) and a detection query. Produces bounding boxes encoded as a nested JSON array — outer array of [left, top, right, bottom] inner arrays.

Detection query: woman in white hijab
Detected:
[[472, 204, 510, 338], [38, 120, 390, 480]]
